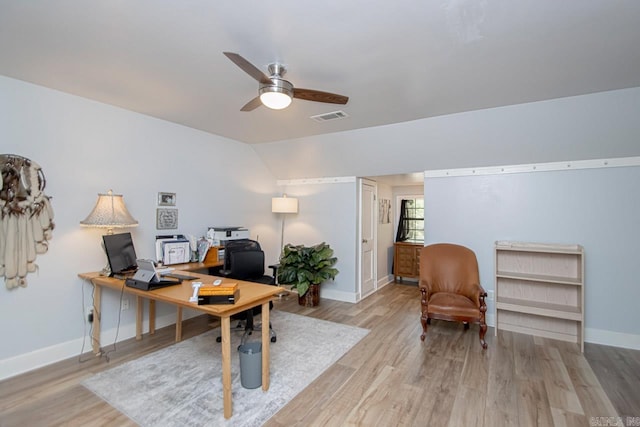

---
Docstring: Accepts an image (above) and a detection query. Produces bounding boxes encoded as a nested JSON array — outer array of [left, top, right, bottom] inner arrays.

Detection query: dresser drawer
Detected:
[[394, 242, 423, 280]]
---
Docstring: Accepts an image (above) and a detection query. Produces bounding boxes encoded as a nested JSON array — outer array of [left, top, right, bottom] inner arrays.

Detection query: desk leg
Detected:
[[221, 316, 232, 419], [261, 302, 270, 391], [136, 296, 143, 340], [175, 307, 183, 342], [149, 299, 156, 335], [92, 283, 102, 355]]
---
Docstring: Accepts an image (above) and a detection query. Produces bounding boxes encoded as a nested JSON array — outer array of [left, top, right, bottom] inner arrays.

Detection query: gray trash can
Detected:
[[238, 342, 262, 389]]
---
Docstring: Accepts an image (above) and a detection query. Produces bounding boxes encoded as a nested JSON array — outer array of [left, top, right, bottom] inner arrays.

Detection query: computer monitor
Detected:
[[103, 232, 138, 276]]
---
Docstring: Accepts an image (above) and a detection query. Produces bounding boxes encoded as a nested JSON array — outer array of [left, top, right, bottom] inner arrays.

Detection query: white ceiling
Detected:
[[1, 1, 639, 145]]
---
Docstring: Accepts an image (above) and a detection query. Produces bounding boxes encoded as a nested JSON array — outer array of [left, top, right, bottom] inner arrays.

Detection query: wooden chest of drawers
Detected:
[[394, 242, 423, 282]]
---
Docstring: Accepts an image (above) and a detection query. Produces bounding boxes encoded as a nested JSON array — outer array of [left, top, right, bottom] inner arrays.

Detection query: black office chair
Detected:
[[216, 239, 278, 342]]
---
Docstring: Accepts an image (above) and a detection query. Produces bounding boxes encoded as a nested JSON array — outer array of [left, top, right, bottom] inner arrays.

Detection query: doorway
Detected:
[[358, 179, 377, 299], [359, 172, 424, 295]]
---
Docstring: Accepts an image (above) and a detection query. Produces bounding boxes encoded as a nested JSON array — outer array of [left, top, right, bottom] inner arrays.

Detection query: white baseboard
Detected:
[[377, 275, 393, 290], [0, 309, 200, 381], [320, 288, 358, 303], [486, 313, 495, 328], [585, 328, 640, 350]]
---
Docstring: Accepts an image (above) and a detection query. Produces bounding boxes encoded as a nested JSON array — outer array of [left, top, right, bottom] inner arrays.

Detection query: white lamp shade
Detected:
[[272, 196, 298, 213], [80, 190, 138, 229], [260, 91, 292, 110]]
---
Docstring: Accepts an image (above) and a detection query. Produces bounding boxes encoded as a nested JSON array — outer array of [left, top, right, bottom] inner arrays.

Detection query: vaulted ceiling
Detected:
[[1, 1, 639, 144]]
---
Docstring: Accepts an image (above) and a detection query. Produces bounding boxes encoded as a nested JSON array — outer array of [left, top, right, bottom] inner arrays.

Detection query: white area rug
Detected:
[[82, 311, 369, 427]]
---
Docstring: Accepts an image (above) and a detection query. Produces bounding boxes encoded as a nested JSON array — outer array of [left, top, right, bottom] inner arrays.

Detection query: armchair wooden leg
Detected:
[[463, 322, 470, 330], [420, 314, 428, 341], [419, 288, 428, 341], [479, 293, 488, 349], [479, 321, 488, 349]]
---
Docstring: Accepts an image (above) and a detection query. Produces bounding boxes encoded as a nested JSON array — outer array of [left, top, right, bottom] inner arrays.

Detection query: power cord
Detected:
[[78, 280, 124, 363], [100, 284, 125, 362], [78, 281, 98, 363]]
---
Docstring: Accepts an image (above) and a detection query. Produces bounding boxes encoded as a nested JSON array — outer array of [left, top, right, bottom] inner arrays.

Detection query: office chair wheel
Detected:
[[216, 336, 222, 343], [271, 336, 277, 343]]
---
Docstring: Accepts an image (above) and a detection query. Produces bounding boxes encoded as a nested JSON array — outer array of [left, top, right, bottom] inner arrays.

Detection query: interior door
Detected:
[[360, 181, 376, 298]]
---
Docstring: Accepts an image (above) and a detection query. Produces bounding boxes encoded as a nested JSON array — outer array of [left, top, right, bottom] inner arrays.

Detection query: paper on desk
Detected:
[[163, 241, 190, 265], [197, 239, 210, 262]]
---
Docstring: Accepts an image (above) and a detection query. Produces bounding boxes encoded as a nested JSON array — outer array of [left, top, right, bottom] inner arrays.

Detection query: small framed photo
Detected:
[[156, 208, 178, 230], [158, 192, 176, 206]]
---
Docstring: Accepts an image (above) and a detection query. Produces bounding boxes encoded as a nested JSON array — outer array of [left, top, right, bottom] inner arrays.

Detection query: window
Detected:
[[396, 197, 424, 243]]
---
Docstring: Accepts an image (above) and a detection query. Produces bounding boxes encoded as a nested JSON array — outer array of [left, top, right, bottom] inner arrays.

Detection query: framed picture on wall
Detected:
[[379, 198, 391, 223], [156, 208, 178, 229], [158, 192, 176, 206]]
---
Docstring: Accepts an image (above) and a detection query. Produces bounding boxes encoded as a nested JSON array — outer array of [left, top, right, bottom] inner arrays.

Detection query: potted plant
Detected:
[[277, 242, 339, 307]]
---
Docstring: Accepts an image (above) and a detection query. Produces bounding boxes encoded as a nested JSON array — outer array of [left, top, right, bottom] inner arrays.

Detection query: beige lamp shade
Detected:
[[80, 190, 138, 233], [272, 195, 298, 213]]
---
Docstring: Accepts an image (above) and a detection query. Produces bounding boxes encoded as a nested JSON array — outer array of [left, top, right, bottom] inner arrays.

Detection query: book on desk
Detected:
[[197, 283, 238, 304], [197, 290, 239, 305]]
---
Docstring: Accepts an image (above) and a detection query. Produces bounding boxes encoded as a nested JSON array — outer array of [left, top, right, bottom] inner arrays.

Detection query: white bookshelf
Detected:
[[494, 241, 584, 351]]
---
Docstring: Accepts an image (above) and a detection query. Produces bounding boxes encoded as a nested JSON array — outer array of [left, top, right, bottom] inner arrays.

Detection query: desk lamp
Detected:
[[80, 189, 138, 274]]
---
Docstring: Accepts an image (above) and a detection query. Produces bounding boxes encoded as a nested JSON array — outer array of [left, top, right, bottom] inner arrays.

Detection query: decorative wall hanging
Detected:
[[0, 154, 55, 289], [379, 198, 391, 224], [156, 208, 178, 230]]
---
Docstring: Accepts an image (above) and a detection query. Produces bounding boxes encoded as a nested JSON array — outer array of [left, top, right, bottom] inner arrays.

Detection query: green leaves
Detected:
[[277, 242, 339, 296]]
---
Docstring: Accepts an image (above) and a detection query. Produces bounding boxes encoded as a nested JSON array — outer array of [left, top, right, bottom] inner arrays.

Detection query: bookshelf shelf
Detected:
[[495, 241, 584, 351]]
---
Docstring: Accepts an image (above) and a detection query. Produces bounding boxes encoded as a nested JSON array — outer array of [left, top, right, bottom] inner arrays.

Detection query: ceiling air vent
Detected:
[[310, 110, 349, 123]]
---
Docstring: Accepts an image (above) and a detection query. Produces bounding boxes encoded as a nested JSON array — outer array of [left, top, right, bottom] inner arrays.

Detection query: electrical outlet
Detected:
[[121, 298, 130, 311], [86, 306, 94, 323], [487, 290, 495, 301]]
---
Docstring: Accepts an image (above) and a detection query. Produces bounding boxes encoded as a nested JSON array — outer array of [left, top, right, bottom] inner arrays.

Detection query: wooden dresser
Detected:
[[393, 242, 423, 282]]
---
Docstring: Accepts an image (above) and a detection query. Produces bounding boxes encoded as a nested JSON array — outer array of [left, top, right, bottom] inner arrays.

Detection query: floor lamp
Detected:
[[272, 194, 298, 255], [272, 194, 298, 294]]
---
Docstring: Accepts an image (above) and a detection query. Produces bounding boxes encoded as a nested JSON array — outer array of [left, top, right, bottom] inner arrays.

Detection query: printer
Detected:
[[206, 227, 250, 247]]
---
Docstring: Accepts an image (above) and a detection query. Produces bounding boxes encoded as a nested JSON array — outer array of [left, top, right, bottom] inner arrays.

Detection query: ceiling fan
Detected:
[[223, 52, 349, 111]]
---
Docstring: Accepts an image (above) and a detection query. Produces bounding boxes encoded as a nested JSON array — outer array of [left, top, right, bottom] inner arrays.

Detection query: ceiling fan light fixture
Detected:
[[224, 53, 348, 112], [259, 79, 293, 110], [260, 91, 292, 110]]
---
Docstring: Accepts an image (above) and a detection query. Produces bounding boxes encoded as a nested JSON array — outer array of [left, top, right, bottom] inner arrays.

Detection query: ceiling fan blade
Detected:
[[223, 52, 271, 84], [293, 88, 349, 105], [240, 96, 262, 112]]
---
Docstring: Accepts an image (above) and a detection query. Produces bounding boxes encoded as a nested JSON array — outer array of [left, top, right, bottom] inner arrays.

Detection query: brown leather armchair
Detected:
[[419, 243, 488, 349]]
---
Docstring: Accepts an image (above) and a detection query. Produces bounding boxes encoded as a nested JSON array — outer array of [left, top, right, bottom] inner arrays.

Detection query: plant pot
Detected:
[[298, 283, 320, 307]]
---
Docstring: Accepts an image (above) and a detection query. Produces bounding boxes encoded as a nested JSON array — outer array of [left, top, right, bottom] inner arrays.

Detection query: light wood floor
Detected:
[[1, 283, 637, 426]]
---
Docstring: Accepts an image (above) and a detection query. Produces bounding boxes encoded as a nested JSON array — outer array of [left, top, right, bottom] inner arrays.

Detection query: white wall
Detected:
[[0, 76, 280, 379], [376, 183, 394, 286], [253, 87, 640, 180], [252, 88, 640, 349], [277, 179, 358, 302], [423, 162, 640, 349], [3, 75, 640, 377]]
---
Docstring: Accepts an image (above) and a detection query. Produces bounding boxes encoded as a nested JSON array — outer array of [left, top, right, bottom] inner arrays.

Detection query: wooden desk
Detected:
[[78, 265, 282, 419]]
